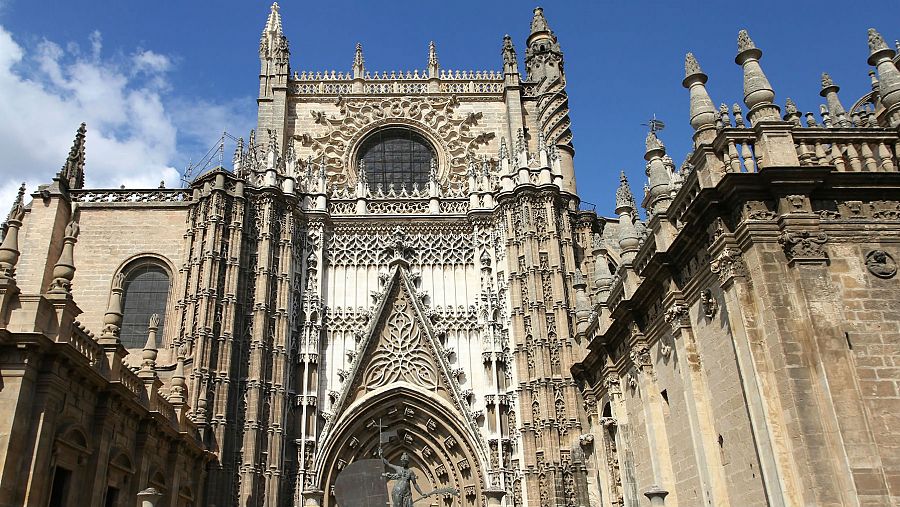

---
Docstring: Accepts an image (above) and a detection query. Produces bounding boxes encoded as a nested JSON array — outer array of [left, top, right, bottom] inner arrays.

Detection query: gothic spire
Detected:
[[58, 123, 86, 189], [683, 53, 717, 146], [615, 171, 636, 213], [260, 2, 289, 63]]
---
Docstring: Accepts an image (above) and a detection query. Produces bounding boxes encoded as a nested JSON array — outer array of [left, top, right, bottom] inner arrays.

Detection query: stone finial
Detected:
[[232, 137, 245, 175], [869, 70, 880, 91], [0, 183, 26, 281], [266, 129, 279, 171], [735, 29, 778, 121], [615, 171, 636, 212], [737, 30, 755, 52], [683, 53, 716, 142], [785, 98, 798, 114], [868, 28, 889, 53], [428, 41, 439, 78], [58, 123, 87, 190], [530, 7, 550, 34], [819, 72, 847, 126], [867, 28, 900, 125], [140, 314, 160, 375], [48, 218, 80, 294], [100, 272, 126, 339], [645, 131, 665, 153], [169, 347, 187, 405], [783, 98, 802, 126], [685, 52, 702, 77], [353, 43, 365, 79]]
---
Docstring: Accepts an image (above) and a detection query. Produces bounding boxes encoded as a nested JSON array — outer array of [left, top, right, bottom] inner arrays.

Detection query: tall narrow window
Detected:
[[119, 261, 170, 349], [358, 128, 434, 191]]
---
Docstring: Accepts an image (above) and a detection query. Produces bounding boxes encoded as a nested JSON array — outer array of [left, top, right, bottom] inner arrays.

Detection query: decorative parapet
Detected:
[[70, 188, 194, 204], [289, 69, 504, 96]]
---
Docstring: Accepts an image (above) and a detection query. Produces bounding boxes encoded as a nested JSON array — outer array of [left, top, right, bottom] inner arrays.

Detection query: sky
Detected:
[[0, 0, 892, 215]]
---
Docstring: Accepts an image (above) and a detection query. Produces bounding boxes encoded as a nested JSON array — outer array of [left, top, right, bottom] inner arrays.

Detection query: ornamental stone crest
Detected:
[[710, 247, 748, 284], [295, 96, 495, 189], [778, 230, 828, 263]]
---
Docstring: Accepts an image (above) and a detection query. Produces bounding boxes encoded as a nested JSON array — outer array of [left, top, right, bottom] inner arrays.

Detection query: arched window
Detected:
[[119, 260, 170, 349], [358, 128, 434, 191]]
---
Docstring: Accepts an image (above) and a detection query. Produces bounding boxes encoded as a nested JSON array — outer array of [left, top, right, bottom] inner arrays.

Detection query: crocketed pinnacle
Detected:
[[428, 41, 439, 77], [615, 171, 636, 212], [502, 34, 518, 73], [59, 123, 87, 189], [866, 28, 900, 122], [683, 52, 716, 141], [353, 42, 365, 78], [868, 28, 889, 53], [821, 72, 835, 90], [263, 2, 283, 36]]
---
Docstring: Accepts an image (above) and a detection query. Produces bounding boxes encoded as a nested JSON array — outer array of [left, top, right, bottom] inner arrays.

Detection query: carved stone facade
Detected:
[[1, 4, 899, 507]]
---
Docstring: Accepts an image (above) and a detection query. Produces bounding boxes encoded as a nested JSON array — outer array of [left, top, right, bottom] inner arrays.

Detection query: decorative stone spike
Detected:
[[735, 29, 779, 122], [820, 72, 848, 127], [100, 273, 126, 339], [48, 219, 79, 294], [683, 52, 717, 145], [58, 123, 87, 189], [0, 185, 26, 281], [783, 98, 802, 126], [139, 314, 160, 378], [867, 28, 900, 126]]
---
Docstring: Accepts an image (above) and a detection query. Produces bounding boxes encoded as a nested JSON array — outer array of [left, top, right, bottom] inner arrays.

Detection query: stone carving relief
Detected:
[[710, 247, 748, 284], [778, 230, 828, 262], [296, 96, 495, 189], [866, 250, 897, 279], [364, 299, 439, 389]]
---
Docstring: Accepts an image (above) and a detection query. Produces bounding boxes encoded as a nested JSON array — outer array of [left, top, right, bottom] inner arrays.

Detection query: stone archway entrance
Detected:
[[316, 384, 488, 507]]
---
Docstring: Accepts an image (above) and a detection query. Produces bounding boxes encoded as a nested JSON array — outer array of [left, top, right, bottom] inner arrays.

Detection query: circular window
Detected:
[[358, 128, 434, 191]]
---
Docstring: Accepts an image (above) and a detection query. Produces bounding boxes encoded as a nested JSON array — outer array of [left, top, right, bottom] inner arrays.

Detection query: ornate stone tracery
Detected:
[[295, 96, 495, 189]]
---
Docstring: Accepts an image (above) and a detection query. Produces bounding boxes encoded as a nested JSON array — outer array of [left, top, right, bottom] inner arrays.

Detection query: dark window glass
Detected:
[[120, 263, 170, 349], [358, 129, 434, 191], [48, 467, 71, 507]]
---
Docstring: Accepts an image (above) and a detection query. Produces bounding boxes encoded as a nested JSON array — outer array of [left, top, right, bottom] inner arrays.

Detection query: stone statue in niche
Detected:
[[866, 250, 897, 279]]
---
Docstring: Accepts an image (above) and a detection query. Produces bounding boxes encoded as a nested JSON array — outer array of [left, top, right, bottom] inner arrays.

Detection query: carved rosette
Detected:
[[710, 247, 748, 285], [778, 230, 828, 264]]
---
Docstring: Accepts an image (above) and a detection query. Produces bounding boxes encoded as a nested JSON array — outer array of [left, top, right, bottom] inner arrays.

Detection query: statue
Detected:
[[380, 450, 430, 507]]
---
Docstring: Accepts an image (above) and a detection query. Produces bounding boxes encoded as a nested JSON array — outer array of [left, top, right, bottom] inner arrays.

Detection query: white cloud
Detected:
[[0, 24, 254, 212]]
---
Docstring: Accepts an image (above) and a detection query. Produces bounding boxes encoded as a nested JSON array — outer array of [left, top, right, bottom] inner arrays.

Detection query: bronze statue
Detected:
[[380, 450, 430, 507]]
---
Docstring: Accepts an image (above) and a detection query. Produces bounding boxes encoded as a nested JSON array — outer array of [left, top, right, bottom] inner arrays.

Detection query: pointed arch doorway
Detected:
[[317, 384, 487, 507]]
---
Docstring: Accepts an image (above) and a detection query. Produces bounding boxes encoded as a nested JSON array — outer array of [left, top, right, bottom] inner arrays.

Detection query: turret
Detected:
[[524, 7, 576, 195], [615, 172, 640, 263], [644, 131, 672, 215]]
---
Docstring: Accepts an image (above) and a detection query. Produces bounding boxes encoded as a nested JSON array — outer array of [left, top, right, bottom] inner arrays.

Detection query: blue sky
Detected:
[[0, 0, 891, 214]]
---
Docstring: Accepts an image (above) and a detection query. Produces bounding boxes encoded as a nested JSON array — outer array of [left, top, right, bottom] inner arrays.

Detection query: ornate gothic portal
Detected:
[[316, 264, 489, 506]]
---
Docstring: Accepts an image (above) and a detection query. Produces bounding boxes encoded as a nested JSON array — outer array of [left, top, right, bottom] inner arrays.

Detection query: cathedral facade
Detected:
[[1, 4, 899, 507]]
